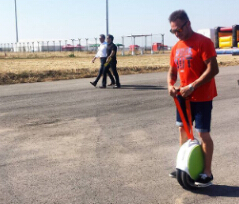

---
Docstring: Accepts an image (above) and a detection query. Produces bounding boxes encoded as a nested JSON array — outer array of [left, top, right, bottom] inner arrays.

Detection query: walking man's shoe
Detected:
[[90, 82, 97, 87], [113, 84, 121, 88], [108, 82, 115, 86], [99, 86, 106, 89]]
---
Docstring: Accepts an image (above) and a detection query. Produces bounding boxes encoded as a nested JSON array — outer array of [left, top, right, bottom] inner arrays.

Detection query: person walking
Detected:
[[100, 34, 121, 88], [167, 10, 219, 187], [90, 34, 115, 87]]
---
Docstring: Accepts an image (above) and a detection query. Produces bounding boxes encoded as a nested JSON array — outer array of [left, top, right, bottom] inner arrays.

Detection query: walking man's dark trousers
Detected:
[[102, 60, 120, 87], [94, 57, 115, 84]]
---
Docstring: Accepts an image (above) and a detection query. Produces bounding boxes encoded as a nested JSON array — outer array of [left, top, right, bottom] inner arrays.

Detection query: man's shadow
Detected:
[[191, 184, 239, 197], [120, 85, 167, 90]]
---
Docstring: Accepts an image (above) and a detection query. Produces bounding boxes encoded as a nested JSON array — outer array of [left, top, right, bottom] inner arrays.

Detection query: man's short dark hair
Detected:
[[107, 34, 114, 41], [169, 10, 189, 22], [100, 34, 105, 39]]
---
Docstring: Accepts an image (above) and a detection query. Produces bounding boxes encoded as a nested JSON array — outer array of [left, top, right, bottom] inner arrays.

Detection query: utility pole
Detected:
[[14, 0, 19, 42], [106, 0, 109, 36]]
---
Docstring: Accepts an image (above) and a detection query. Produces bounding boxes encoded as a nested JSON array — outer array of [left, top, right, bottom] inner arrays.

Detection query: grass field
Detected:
[[0, 51, 239, 84]]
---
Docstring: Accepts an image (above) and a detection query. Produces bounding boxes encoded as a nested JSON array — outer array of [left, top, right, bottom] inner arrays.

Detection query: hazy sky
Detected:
[[1, 0, 239, 46]]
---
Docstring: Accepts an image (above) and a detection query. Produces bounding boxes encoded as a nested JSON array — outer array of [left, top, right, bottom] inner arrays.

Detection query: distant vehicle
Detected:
[[62, 44, 84, 51], [129, 45, 140, 51], [152, 43, 168, 51]]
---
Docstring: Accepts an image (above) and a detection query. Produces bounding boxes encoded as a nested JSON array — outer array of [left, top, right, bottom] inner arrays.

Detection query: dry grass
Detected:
[[0, 51, 239, 84]]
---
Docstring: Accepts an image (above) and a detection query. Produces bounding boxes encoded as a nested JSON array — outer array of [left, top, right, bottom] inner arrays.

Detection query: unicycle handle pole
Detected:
[[174, 97, 194, 140]]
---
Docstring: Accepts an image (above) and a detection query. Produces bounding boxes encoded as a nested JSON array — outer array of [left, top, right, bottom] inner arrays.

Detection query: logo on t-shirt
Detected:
[[174, 47, 193, 71]]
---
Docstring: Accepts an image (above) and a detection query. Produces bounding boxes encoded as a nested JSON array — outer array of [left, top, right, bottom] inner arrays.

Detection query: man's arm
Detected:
[[167, 66, 178, 97], [192, 56, 219, 89], [106, 50, 116, 63], [92, 56, 97, 63], [180, 56, 219, 97], [109, 50, 116, 58], [92, 46, 101, 63]]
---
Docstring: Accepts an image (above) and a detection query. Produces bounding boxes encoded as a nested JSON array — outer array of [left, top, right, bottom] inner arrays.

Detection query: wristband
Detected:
[[188, 83, 194, 91]]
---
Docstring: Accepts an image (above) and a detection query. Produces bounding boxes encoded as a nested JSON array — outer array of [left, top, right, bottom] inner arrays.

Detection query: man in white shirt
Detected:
[[90, 34, 115, 87]]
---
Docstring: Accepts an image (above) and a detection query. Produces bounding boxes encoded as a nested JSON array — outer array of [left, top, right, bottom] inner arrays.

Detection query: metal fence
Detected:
[[0, 34, 167, 55]]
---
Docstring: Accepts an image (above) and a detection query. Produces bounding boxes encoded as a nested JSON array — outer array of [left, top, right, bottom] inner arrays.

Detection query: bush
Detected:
[[69, 53, 75, 58]]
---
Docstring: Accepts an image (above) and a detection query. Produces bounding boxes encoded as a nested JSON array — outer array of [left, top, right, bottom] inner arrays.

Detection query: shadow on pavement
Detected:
[[120, 85, 167, 90], [191, 185, 239, 197]]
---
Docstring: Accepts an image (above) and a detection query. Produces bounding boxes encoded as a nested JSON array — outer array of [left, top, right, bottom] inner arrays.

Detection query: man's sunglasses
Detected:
[[170, 21, 188, 34]]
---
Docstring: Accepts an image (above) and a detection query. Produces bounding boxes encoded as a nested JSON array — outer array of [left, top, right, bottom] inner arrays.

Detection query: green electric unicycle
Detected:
[[174, 96, 204, 190]]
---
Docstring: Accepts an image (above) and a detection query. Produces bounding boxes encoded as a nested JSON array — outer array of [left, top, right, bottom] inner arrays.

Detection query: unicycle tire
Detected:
[[181, 171, 197, 190], [176, 169, 184, 188]]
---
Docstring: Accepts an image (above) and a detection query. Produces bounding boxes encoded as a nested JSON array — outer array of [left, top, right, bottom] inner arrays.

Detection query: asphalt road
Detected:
[[0, 66, 239, 204]]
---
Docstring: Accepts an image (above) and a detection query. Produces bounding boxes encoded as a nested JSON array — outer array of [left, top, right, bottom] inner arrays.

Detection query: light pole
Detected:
[[71, 39, 75, 53], [59, 40, 61, 52], [37, 41, 40, 52], [53, 41, 55, 52], [151, 34, 153, 54], [42, 41, 44, 52], [14, 0, 19, 42], [161, 34, 165, 53], [47, 41, 49, 52], [78, 38, 81, 51], [106, 0, 109, 35], [94, 37, 98, 52], [85, 38, 89, 51], [65, 40, 67, 52], [122, 36, 124, 56]]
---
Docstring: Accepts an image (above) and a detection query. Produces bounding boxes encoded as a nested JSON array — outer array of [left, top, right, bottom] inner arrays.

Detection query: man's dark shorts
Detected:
[[176, 95, 213, 133]]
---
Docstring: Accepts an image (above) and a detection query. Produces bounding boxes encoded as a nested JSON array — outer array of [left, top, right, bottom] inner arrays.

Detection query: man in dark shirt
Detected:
[[100, 34, 121, 88], [90, 34, 115, 87]]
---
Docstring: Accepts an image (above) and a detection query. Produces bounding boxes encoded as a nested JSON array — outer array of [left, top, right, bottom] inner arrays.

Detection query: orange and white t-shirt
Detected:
[[170, 32, 217, 102]]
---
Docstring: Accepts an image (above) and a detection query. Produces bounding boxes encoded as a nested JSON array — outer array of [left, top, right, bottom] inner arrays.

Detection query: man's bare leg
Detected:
[[198, 132, 214, 176], [179, 127, 188, 146]]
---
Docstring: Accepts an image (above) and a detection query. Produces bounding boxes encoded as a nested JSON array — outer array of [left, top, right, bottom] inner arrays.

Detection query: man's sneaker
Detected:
[[195, 174, 213, 187], [169, 171, 176, 178]]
